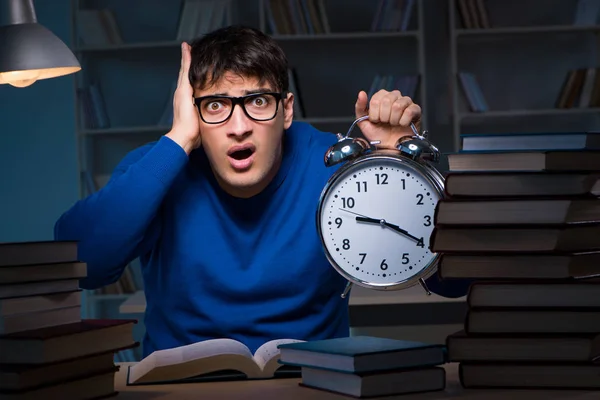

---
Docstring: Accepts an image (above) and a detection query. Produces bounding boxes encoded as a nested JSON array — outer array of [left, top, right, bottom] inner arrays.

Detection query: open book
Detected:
[[126, 338, 304, 385]]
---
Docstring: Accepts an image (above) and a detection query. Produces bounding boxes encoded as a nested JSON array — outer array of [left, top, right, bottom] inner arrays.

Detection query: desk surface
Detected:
[[114, 362, 599, 399]]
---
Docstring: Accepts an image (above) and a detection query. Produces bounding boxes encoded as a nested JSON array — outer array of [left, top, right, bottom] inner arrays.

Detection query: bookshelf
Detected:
[[69, 0, 426, 348], [449, 0, 600, 150]]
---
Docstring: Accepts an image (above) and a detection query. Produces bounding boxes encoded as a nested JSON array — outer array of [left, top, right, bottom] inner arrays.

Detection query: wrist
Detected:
[[165, 130, 195, 155]]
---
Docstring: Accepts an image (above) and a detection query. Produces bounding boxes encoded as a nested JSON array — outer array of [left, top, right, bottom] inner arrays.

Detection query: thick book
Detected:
[[459, 131, 600, 152], [0, 343, 138, 391], [467, 281, 600, 309], [0, 241, 78, 267], [0, 279, 80, 300], [277, 336, 446, 374], [447, 330, 600, 363], [465, 309, 600, 334], [430, 224, 600, 253], [0, 367, 118, 400], [444, 171, 600, 198], [0, 262, 86, 285], [0, 291, 81, 317], [434, 198, 600, 226], [446, 150, 600, 172], [299, 366, 446, 398], [0, 319, 137, 364], [126, 338, 304, 385], [437, 252, 600, 280], [0, 305, 81, 335], [460, 363, 600, 389]]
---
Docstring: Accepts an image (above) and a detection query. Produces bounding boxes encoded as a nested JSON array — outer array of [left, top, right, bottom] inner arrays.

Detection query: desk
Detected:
[[113, 362, 599, 399]]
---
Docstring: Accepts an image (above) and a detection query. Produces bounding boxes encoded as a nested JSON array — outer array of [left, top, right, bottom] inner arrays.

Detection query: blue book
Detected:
[[460, 132, 600, 152], [277, 336, 446, 373]]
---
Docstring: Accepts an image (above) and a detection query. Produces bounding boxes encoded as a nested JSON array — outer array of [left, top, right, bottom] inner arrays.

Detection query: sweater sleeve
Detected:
[[54, 136, 188, 290]]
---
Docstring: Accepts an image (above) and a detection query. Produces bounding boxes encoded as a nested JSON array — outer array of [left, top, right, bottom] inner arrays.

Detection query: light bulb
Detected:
[[0, 70, 40, 88]]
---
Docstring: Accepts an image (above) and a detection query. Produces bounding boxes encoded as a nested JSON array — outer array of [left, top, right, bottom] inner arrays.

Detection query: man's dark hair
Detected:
[[189, 25, 289, 93]]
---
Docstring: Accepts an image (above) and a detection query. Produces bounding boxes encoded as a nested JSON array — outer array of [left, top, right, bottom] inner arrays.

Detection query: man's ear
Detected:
[[283, 91, 294, 129]]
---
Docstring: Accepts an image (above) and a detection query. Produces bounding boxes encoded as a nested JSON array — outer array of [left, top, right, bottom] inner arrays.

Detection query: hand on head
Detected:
[[355, 89, 422, 150], [166, 42, 203, 154]]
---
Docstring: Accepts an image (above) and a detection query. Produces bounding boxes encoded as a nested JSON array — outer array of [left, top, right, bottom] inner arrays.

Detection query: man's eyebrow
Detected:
[[243, 88, 273, 95], [207, 88, 274, 97]]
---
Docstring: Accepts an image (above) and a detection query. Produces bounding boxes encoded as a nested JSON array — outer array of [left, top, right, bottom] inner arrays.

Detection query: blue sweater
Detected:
[[54, 122, 469, 357]]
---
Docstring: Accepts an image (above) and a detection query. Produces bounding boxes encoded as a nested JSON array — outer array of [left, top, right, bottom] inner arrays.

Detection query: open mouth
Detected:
[[227, 144, 256, 170], [229, 148, 254, 160]]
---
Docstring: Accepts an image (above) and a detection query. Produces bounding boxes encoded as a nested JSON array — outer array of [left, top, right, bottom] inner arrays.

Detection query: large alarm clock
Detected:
[[316, 115, 445, 298]]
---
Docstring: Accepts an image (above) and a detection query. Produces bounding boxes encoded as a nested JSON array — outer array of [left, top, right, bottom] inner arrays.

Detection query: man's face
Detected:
[[194, 72, 294, 198]]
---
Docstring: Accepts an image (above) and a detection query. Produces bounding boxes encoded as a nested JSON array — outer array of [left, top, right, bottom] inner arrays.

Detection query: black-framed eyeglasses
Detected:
[[194, 92, 285, 124]]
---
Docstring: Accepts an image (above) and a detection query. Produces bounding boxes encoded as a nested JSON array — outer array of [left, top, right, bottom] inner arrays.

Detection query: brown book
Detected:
[[446, 150, 600, 172], [0, 242, 78, 267], [0, 262, 86, 285], [467, 281, 600, 309], [430, 224, 600, 253], [438, 252, 600, 280], [465, 309, 600, 334], [0, 367, 118, 400], [0, 305, 81, 335], [556, 70, 578, 108], [0, 291, 81, 317], [447, 330, 600, 363], [460, 363, 600, 389], [434, 198, 600, 226], [0, 319, 137, 364], [444, 171, 600, 198], [564, 68, 587, 108], [0, 343, 138, 391], [0, 280, 80, 300]]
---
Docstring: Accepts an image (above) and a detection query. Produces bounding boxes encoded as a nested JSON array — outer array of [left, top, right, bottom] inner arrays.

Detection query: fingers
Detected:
[[176, 42, 193, 97], [354, 90, 369, 118], [177, 42, 186, 88], [400, 103, 421, 127], [368, 89, 421, 127]]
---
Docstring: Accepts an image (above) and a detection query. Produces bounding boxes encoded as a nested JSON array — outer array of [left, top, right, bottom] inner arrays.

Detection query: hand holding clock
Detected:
[[354, 89, 422, 150]]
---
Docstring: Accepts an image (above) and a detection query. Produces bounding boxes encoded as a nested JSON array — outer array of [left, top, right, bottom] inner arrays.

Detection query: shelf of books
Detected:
[[449, 0, 600, 150]]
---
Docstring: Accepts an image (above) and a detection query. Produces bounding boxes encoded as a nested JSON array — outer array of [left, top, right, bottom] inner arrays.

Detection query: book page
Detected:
[[254, 338, 305, 376], [179, 338, 254, 363], [128, 338, 256, 384]]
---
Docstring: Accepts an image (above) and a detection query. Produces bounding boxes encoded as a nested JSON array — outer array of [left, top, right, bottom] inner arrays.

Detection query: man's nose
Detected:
[[227, 104, 252, 138]]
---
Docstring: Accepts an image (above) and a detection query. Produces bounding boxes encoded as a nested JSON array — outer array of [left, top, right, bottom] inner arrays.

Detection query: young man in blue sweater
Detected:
[[55, 26, 468, 357]]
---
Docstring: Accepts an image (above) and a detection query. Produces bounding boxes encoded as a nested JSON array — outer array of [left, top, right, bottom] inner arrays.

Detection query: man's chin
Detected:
[[218, 171, 267, 198]]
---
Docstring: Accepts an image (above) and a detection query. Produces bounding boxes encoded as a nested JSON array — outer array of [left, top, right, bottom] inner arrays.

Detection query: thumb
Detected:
[[355, 90, 369, 118]]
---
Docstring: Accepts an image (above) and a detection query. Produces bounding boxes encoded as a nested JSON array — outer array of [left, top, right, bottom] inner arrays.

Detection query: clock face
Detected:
[[317, 156, 443, 289]]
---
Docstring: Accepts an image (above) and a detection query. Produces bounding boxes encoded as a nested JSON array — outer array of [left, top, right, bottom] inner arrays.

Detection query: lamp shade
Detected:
[[0, 0, 81, 87]]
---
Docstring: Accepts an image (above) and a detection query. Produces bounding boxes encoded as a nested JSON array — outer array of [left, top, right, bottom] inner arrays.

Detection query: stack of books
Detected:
[[433, 131, 600, 389], [277, 335, 447, 398], [0, 240, 138, 399]]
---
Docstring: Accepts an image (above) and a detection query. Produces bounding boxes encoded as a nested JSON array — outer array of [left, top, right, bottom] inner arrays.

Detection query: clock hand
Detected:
[[356, 216, 385, 225], [338, 208, 369, 218], [339, 209, 423, 244], [354, 215, 422, 243], [381, 221, 422, 243], [339, 209, 383, 225]]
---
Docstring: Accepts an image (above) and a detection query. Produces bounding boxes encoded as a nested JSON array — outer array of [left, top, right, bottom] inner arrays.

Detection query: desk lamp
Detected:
[[0, 0, 80, 87]]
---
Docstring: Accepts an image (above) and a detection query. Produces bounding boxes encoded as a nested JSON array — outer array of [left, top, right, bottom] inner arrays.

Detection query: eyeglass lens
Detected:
[[199, 94, 279, 123]]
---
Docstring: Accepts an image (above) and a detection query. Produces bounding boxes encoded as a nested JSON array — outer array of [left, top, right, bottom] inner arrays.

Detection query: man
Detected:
[[55, 26, 468, 357]]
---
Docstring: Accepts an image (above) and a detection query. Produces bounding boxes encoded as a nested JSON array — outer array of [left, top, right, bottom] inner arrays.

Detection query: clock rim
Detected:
[[316, 150, 446, 291]]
